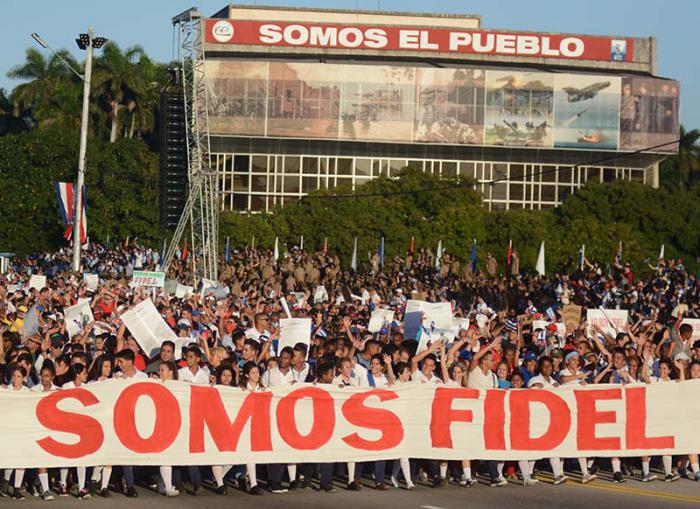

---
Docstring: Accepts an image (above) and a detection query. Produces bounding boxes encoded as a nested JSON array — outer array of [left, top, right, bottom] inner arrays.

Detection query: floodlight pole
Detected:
[[71, 27, 94, 272]]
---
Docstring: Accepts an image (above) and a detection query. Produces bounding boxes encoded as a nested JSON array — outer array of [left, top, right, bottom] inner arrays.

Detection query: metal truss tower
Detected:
[[163, 8, 218, 285]]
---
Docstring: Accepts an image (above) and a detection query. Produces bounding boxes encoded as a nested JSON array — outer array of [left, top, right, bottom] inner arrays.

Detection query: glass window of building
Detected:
[[251, 156, 267, 173], [442, 161, 457, 177], [284, 156, 301, 174], [337, 158, 353, 176], [355, 158, 372, 176]]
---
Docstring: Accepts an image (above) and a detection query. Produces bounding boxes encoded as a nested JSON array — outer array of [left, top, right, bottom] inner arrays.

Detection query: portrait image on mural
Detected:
[[553, 74, 621, 150], [484, 71, 554, 148], [266, 62, 340, 140], [413, 68, 484, 145], [206, 60, 268, 136], [338, 65, 416, 142], [619, 77, 679, 152]]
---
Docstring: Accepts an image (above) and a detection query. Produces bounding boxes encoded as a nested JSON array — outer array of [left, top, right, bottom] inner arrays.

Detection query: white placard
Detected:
[[453, 318, 471, 331], [83, 274, 99, 291], [28, 275, 46, 291], [22, 305, 40, 339], [175, 284, 195, 299], [64, 300, 94, 338], [120, 299, 177, 358], [132, 271, 165, 288], [403, 300, 454, 340], [314, 285, 329, 304], [586, 309, 628, 340], [172, 337, 197, 359], [368, 308, 395, 333], [200, 278, 218, 297], [279, 318, 311, 356], [292, 292, 306, 307]]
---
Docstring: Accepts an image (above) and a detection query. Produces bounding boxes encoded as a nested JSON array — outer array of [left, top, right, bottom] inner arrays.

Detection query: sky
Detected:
[[1, 0, 697, 128]]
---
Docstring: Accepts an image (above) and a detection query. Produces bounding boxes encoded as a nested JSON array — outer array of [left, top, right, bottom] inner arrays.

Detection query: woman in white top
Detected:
[[211, 366, 237, 495], [644, 359, 681, 481], [366, 354, 391, 388], [388, 363, 415, 490], [333, 357, 363, 388], [2, 366, 29, 500], [60, 364, 92, 499], [439, 343, 477, 488], [239, 361, 264, 496], [30, 364, 57, 500], [555, 351, 596, 485], [156, 362, 180, 497]]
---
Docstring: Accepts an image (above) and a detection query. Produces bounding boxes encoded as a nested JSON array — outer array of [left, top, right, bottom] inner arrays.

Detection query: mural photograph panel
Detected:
[[554, 74, 621, 150], [206, 59, 267, 136], [484, 71, 554, 148], [620, 77, 679, 152], [338, 65, 416, 143], [413, 67, 484, 145], [267, 62, 340, 139]]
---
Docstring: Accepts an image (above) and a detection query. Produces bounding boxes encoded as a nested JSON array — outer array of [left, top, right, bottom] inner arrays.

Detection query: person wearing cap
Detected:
[[520, 351, 538, 386]]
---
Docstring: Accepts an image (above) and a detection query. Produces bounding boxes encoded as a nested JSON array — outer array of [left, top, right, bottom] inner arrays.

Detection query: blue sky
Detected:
[[2, 0, 697, 128]]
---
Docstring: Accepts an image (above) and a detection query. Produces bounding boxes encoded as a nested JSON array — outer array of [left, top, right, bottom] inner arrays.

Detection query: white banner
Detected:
[[2, 380, 699, 468], [132, 271, 165, 288]]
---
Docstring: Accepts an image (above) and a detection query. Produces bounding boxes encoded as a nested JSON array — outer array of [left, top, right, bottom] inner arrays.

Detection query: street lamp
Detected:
[[31, 28, 107, 272]]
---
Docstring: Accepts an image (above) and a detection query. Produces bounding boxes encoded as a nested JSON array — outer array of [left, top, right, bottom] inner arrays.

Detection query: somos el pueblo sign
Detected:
[[3, 379, 698, 468], [206, 19, 634, 62]]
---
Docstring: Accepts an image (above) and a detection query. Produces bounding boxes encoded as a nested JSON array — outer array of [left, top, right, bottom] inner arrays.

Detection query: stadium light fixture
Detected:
[[30, 32, 85, 82]]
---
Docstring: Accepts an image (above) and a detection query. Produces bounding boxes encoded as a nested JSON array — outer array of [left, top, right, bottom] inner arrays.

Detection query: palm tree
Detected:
[[93, 42, 146, 142], [7, 47, 82, 128], [0, 88, 30, 135]]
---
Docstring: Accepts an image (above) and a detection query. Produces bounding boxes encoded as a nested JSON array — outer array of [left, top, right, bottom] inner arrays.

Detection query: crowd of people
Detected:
[[0, 240, 699, 500]]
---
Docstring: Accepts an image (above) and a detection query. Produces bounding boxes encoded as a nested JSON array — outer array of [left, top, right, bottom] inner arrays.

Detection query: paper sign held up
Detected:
[[64, 300, 94, 338], [279, 318, 311, 357], [120, 299, 177, 358], [132, 271, 165, 288], [586, 309, 628, 340], [28, 275, 46, 291], [368, 308, 395, 333]]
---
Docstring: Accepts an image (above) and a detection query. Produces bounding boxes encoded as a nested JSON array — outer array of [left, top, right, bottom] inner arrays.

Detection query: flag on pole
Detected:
[[182, 239, 188, 261], [659, 244, 665, 261], [409, 236, 415, 255], [579, 244, 586, 271], [535, 241, 545, 276], [251, 236, 255, 250], [274, 236, 279, 264], [435, 240, 443, 270], [300, 235, 304, 251], [506, 239, 513, 268], [470, 239, 477, 272], [225, 236, 231, 263], [378, 237, 384, 269], [54, 182, 87, 244], [322, 237, 328, 256], [350, 237, 358, 271]]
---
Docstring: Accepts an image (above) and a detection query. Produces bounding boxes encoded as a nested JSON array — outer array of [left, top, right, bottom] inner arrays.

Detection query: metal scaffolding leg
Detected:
[[163, 8, 218, 285]]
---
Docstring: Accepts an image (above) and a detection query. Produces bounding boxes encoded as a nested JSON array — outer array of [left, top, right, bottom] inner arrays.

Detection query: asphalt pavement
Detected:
[[0, 467, 698, 509]]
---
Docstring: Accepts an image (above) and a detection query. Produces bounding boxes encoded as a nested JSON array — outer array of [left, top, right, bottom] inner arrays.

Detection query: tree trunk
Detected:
[[109, 101, 120, 143]]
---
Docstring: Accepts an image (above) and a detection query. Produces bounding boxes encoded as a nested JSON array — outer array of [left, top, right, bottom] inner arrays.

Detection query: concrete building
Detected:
[[197, 4, 680, 212]]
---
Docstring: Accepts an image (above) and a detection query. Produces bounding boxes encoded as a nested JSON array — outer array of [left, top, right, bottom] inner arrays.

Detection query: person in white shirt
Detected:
[[466, 338, 504, 487], [262, 347, 295, 388], [260, 347, 300, 490], [555, 351, 596, 484], [29, 364, 57, 500], [334, 357, 364, 387], [156, 361, 180, 497], [239, 362, 265, 496], [366, 354, 392, 388], [114, 349, 147, 498], [645, 359, 681, 482], [527, 356, 567, 486], [245, 313, 272, 343], [410, 340, 444, 385], [290, 344, 310, 383], [178, 346, 210, 385], [2, 367, 29, 500]]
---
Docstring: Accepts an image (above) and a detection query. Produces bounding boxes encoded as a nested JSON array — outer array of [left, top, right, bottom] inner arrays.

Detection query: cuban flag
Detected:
[[54, 182, 87, 244]]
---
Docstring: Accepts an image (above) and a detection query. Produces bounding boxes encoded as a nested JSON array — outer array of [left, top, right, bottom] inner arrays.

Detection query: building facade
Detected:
[[195, 4, 680, 212]]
